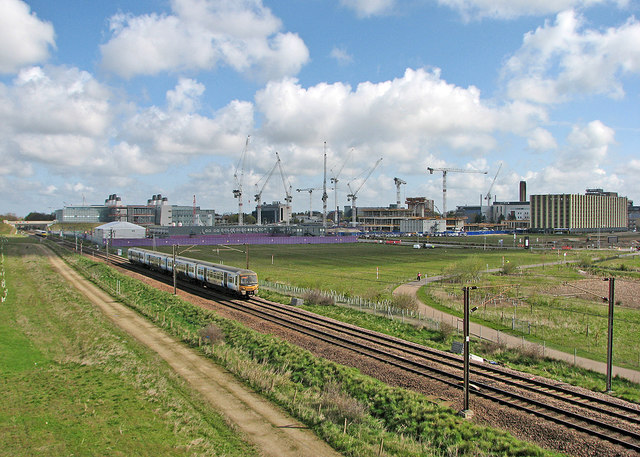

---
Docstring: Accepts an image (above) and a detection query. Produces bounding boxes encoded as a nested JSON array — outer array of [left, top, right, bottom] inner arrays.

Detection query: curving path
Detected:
[[394, 275, 640, 384]]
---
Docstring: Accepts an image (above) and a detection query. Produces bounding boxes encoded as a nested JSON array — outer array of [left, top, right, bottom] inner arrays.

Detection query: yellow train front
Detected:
[[127, 247, 259, 297]]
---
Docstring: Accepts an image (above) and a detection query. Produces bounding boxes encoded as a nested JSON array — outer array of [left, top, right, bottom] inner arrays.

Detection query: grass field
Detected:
[[146, 240, 640, 376], [154, 242, 581, 300], [0, 238, 257, 457]]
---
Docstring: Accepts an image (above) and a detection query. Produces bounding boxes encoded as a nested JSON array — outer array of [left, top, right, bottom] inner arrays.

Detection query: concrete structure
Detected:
[[629, 202, 640, 231], [492, 201, 530, 223], [356, 197, 436, 232], [56, 193, 216, 227], [253, 201, 291, 225], [530, 190, 628, 233], [55, 205, 110, 223], [400, 218, 446, 234], [93, 221, 146, 243]]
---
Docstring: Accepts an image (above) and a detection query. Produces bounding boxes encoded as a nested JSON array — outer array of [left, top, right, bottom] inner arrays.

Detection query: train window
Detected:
[[240, 274, 258, 285]]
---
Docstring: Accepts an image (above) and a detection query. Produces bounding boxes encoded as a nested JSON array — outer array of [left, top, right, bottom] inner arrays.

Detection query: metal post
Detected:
[[605, 277, 615, 392], [245, 243, 249, 269], [460, 286, 477, 417], [173, 244, 177, 295], [462, 286, 470, 414]]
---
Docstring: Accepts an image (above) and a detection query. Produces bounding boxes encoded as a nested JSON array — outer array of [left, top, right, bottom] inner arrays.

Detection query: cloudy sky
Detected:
[[1, 0, 639, 218]]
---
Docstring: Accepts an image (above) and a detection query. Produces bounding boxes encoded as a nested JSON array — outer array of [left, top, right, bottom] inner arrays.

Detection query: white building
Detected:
[[400, 218, 447, 234], [93, 221, 146, 243]]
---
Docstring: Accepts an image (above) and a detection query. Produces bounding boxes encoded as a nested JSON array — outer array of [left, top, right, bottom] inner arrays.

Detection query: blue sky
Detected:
[[1, 0, 639, 218]]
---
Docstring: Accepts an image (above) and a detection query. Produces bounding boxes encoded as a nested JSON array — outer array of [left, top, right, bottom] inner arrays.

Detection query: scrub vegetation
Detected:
[[48, 239, 558, 456]]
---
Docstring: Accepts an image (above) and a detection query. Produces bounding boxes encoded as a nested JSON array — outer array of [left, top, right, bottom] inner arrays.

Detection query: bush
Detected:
[[391, 293, 418, 311], [199, 323, 225, 345], [302, 290, 335, 306], [436, 321, 456, 343], [443, 258, 483, 284], [500, 261, 518, 275]]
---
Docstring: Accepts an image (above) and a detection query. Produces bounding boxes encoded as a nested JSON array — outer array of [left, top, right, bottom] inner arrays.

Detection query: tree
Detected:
[[25, 212, 55, 221]]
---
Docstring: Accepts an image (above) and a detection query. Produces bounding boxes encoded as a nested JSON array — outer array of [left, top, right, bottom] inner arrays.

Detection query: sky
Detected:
[[1, 0, 639, 218]]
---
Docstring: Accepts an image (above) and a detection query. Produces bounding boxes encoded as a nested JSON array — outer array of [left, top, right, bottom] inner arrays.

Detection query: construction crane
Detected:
[[484, 162, 502, 206], [276, 152, 293, 225], [254, 154, 280, 225], [427, 166, 487, 216], [347, 157, 383, 226], [393, 177, 406, 207], [232, 135, 250, 226], [296, 187, 322, 219], [330, 148, 353, 224], [322, 142, 328, 227]]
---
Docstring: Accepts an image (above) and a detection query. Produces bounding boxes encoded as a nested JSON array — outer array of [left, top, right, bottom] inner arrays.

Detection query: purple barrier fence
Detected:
[[111, 234, 358, 247]]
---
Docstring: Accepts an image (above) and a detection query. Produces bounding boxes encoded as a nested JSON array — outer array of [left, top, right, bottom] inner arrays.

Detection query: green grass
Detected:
[[0, 240, 258, 457], [150, 242, 581, 300], [55, 240, 562, 457]]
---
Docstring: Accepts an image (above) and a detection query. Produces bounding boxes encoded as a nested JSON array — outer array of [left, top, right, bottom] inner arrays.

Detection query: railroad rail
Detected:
[[49, 237, 640, 453]]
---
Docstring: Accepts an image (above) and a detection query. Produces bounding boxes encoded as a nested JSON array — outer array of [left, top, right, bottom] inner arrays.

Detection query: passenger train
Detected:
[[127, 247, 259, 297]]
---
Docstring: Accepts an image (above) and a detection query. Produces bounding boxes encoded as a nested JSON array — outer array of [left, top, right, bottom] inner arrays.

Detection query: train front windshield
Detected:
[[241, 274, 258, 286]]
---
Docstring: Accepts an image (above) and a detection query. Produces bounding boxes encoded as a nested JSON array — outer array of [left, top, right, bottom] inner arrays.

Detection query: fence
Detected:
[[260, 279, 443, 332]]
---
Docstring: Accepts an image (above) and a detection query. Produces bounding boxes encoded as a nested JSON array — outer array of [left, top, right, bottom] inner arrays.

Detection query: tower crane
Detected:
[[484, 162, 502, 206], [427, 166, 487, 216], [254, 155, 280, 226], [393, 177, 406, 207], [347, 158, 383, 226], [322, 142, 328, 227], [232, 135, 250, 226], [296, 187, 322, 218], [276, 152, 293, 225], [330, 148, 353, 224]]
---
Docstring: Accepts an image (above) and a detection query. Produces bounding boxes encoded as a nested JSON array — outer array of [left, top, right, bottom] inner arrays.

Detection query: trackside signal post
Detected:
[[460, 286, 478, 418], [605, 277, 615, 393]]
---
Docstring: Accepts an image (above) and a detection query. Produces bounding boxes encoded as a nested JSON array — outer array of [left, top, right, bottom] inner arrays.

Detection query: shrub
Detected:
[[199, 323, 225, 345], [302, 290, 335, 306], [436, 321, 456, 343], [500, 261, 518, 275], [318, 381, 367, 424], [391, 293, 418, 311]]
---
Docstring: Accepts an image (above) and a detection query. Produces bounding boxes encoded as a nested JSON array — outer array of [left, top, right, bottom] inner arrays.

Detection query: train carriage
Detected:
[[127, 247, 258, 296]]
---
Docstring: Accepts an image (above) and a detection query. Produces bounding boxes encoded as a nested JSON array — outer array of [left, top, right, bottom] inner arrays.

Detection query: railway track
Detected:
[[51, 237, 640, 453]]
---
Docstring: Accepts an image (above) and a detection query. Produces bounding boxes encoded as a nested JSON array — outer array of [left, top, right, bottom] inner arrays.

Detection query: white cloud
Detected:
[[167, 78, 205, 112], [8, 66, 112, 136], [504, 10, 640, 103], [100, 0, 309, 81], [0, 0, 55, 73], [527, 127, 557, 151], [340, 0, 396, 17], [522, 120, 619, 195], [330, 47, 354, 65], [436, 0, 628, 20], [255, 68, 545, 161]]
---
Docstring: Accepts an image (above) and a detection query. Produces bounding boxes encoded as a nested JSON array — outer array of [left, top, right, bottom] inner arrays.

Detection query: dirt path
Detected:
[[45, 249, 342, 457]]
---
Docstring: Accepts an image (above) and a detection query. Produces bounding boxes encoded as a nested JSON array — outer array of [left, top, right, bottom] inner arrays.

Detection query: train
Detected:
[[127, 247, 259, 297]]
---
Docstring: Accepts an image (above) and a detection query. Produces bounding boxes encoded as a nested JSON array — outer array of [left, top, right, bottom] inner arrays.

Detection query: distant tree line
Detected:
[[0, 212, 55, 221]]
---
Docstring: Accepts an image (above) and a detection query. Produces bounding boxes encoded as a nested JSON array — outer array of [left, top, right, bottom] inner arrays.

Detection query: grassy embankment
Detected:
[[47, 238, 560, 457], [146, 242, 640, 399], [0, 237, 258, 457]]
